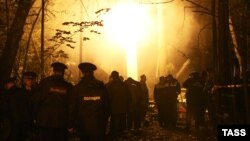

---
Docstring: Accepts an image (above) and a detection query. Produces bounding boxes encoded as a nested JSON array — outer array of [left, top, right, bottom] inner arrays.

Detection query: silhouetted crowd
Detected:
[[0, 62, 218, 141]]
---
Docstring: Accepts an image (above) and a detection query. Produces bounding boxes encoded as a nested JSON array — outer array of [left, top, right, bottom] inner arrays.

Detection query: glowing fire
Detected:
[[44, 0, 198, 85], [103, 3, 151, 80]]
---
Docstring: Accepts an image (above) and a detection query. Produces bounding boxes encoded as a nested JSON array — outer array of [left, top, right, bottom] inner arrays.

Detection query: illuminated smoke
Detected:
[[36, 0, 204, 98]]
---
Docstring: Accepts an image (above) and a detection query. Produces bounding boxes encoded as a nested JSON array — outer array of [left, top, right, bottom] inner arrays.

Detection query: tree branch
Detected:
[[185, 0, 211, 12]]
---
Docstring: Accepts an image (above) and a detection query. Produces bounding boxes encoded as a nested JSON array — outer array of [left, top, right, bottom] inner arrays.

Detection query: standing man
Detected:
[[183, 72, 204, 130], [164, 74, 181, 129], [139, 74, 149, 126], [22, 72, 38, 100], [154, 76, 167, 128], [3, 78, 29, 141], [34, 62, 73, 141], [125, 77, 143, 131], [3, 77, 30, 141], [0, 78, 16, 141], [68, 62, 110, 141], [203, 69, 216, 128], [21, 71, 38, 140], [106, 71, 130, 140], [21, 71, 38, 117]]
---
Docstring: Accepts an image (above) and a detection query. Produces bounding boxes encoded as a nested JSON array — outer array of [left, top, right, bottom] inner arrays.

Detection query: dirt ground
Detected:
[[113, 119, 217, 141]]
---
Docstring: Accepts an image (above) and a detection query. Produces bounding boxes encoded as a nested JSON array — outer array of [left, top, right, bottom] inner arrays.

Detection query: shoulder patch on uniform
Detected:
[[83, 96, 101, 101], [49, 87, 67, 94]]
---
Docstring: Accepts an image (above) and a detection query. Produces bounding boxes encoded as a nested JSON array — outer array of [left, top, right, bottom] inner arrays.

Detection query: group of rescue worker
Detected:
[[154, 69, 216, 131], [183, 70, 215, 130], [0, 62, 150, 141], [0, 61, 216, 141], [153, 74, 181, 129]]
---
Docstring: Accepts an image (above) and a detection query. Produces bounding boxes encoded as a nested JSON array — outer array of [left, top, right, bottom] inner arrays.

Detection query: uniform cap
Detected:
[[23, 71, 37, 79], [78, 62, 97, 72], [51, 62, 68, 72]]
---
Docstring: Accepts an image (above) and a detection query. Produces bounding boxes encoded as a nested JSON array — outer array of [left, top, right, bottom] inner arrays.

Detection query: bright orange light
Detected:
[[103, 3, 150, 46], [103, 3, 151, 80]]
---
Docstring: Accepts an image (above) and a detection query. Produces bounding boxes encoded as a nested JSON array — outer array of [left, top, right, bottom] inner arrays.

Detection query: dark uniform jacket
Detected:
[[21, 86, 37, 122], [34, 75, 73, 128], [140, 81, 149, 112], [106, 78, 130, 114], [183, 77, 203, 106], [125, 79, 143, 112], [154, 83, 168, 108], [164, 78, 181, 102], [4, 86, 30, 124], [68, 76, 110, 135]]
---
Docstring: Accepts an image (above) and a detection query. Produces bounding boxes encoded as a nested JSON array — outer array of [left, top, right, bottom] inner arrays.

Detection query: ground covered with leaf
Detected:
[[112, 120, 217, 141], [69, 104, 217, 141]]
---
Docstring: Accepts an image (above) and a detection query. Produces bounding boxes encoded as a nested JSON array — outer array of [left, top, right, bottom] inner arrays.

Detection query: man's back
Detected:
[[34, 75, 72, 128], [69, 76, 109, 135], [106, 78, 130, 114]]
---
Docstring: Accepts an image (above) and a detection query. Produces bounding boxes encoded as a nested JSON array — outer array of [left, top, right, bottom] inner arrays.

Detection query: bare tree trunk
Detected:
[[0, 0, 33, 84], [23, 8, 42, 73], [41, 0, 45, 79], [218, 0, 230, 84], [5, 0, 9, 32], [229, 16, 243, 78], [212, 0, 218, 81]]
